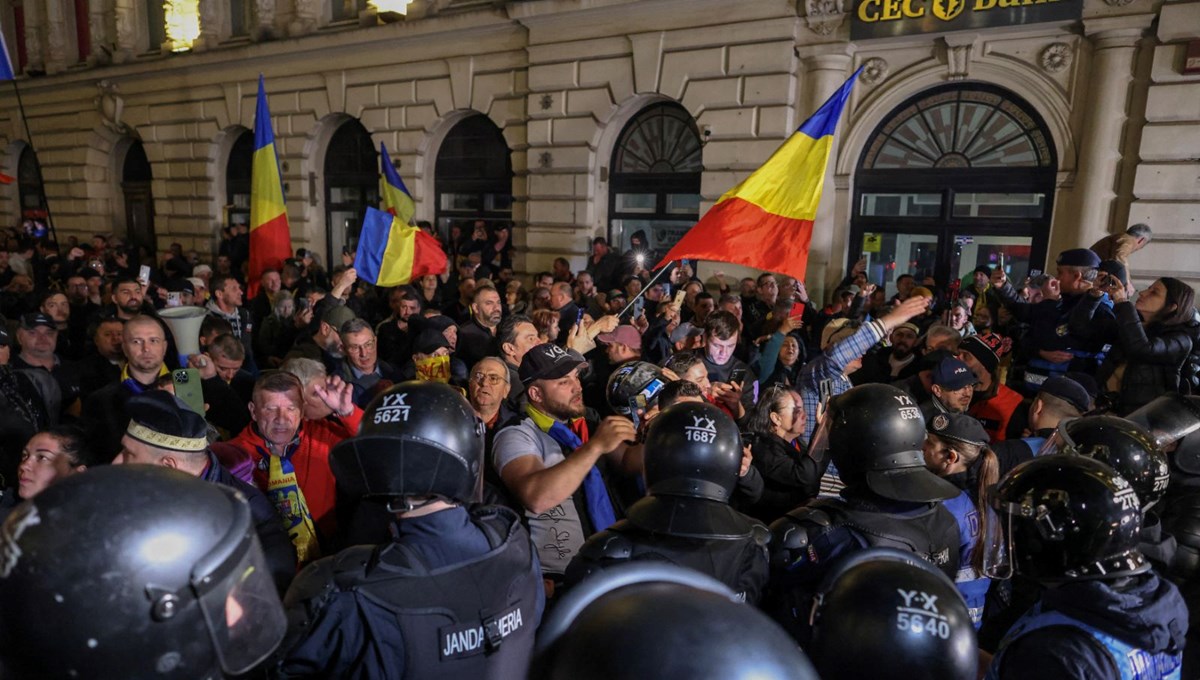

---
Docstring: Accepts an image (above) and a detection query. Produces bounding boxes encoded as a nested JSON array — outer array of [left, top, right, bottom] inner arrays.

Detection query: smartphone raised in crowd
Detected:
[[730, 368, 747, 385], [172, 368, 205, 416]]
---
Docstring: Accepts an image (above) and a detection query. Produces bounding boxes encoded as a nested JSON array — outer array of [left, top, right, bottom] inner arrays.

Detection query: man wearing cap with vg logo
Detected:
[[492, 343, 638, 593], [991, 247, 1115, 392], [920, 356, 980, 422]]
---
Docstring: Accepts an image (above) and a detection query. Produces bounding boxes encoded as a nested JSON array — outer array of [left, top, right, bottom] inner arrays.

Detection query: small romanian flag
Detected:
[[248, 75, 293, 297], [655, 67, 862, 282], [379, 142, 416, 223], [354, 207, 447, 287]]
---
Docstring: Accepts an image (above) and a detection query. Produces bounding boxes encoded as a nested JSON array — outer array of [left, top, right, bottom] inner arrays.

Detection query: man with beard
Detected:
[[743, 273, 779, 339], [457, 284, 503, 369], [375, 285, 422, 367], [853, 322, 921, 385], [101, 276, 153, 322], [919, 357, 979, 421], [492, 343, 637, 587], [287, 301, 353, 374]]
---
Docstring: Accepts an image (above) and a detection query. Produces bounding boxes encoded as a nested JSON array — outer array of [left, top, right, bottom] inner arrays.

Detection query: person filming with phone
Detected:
[[1067, 261, 1198, 414]]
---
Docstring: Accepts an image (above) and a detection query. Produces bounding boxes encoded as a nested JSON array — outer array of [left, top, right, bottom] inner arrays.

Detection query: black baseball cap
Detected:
[[519, 343, 587, 386], [928, 412, 989, 447], [1038, 376, 1093, 413], [20, 312, 56, 331]]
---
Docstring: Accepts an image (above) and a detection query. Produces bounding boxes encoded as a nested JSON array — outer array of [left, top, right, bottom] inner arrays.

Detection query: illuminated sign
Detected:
[[850, 0, 1081, 40]]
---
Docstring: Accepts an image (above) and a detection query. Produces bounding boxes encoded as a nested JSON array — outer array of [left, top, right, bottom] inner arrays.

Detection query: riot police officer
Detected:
[[273, 381, 542, 679], [0, 465, 287, 679], [767, 382, 962, 642], [808, 548, 978, 680], [1126, 393, 1200, 677], [1050, 415, 1174, 566], [533, 562, 818, 680], [986, 455, 1187, 680], [564, 400, 770, 603]]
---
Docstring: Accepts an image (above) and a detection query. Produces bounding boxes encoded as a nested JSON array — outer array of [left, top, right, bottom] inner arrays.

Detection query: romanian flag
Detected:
[[354, 207, 447, 287], [379, 142, 416, 223], [655, 67, 862, 282], [248, 75, 293, 298]]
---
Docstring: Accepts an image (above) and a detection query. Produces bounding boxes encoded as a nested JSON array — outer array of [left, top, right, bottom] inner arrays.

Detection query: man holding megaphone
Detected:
[[81, 314, 245, 462]]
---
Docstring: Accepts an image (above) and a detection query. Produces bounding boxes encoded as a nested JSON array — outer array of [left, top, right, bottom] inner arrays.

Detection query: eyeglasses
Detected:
[[471, 372, 508, 386]]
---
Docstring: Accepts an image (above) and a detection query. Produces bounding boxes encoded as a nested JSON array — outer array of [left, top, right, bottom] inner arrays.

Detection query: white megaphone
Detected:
[[158, 306, 207, 364]]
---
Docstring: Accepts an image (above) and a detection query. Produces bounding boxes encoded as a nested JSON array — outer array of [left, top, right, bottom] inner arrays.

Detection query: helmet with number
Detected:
[[1050, 416, 1170, 509], [532, 562, 818, 680], [990, 455, 1147, 583], [606, 361, 668, 416], [331, 381, 485, 506], [813, 383, 960, 502], [1126, 393, 1200, 475], [809, 548, 977, 680], [625, 400, 752, 538], [0, 465, 286, 680]]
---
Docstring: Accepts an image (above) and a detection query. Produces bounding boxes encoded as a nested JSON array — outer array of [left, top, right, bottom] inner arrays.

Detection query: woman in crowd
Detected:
[[0, 425, 93, 521], [531, 308, 561, 345], [1071, 275, 1199, 414], [743, 385, 822, 522], [757, 314, 806, 388]]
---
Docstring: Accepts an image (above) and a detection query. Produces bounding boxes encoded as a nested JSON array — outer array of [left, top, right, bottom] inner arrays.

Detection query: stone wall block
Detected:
[[345, 84, 380, 116], [488, 97, 526, 127], [1139, 123, 1200, 162], [298, 90, 331, 118], [416, 79, 454, 117], [661, 46, 725, 99], [1158, 2, 1200, 42], [1132, 163, 1200, 200], [696, 107, 754, 138], [379, 81, 417, 106], [1145, 83, 1200, 123], [742, 74, 792, 106], [728, 41, 793, 75], [551, 116, 598, 145], [566, 88, 613, 118], [757, 105, 793, 137], [680, 77, 742, 113], [529, 62, 579, 91], [405, 104, 439, 130]]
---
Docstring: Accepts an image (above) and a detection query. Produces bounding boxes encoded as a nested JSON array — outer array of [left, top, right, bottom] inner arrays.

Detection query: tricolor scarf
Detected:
[[526, 404, 617, 531], [253, 427, 321, 563], [121, 363, 169, 395]]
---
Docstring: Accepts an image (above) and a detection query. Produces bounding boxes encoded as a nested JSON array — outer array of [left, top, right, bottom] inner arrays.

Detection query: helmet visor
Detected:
[[197, 540, 287, 674], [807, 408, 833, 463], [1036, 420, 1077, 458], [981, 503, 1013, 581], [1125, 394, 1200, 450]]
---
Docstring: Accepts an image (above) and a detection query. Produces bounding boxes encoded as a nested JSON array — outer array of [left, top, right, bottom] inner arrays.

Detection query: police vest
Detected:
[[988, 602, 1181, 680], [776, 497, 961, 581], [942, 491, 988, 628], [323, 506, 539, 680], [569, 518, 770, 603]]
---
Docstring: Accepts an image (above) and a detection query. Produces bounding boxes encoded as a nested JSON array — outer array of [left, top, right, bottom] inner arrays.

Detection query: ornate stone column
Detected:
[[798, 49, 853, 297], [43, 0, 70, 72], [1069, 14, 1154, 250], [112, 0, 138, 63], [23, 0, 45, 74], [88, 0, 114, 65]]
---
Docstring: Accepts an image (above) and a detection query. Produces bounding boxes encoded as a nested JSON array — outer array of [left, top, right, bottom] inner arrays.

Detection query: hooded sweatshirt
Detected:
[[990, 572, 1188, 679]]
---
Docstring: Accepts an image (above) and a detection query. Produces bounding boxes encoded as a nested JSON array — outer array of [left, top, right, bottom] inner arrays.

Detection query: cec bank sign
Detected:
[[850, 0, 1082, 40]]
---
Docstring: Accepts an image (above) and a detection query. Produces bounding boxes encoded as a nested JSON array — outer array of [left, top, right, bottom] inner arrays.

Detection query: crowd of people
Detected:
[[0, 219, 1198, 679]]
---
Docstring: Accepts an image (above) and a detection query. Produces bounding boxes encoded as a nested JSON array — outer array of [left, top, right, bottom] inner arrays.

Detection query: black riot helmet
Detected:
[[1126, 393, 1200, 475], [532, 562, 818, 680], [626, 400, 754, 538], [0, 466, 286, 680], [809, 549, 977, 680], [989, 455, 1148, 583], [814, 383, 960, 502], [606, 361, 667, 416], [1049, 416, 1170, 509], [331, 381, 485, 507]]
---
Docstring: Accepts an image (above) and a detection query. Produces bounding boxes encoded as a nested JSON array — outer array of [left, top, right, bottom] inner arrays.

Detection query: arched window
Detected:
[[225, 130, 253, 228], [435, 114, 512, 241], [608, 102, 702, 255], [324, 119, 377, 265], [852, 84, 1057, 295], [121, 141, 156, 255]]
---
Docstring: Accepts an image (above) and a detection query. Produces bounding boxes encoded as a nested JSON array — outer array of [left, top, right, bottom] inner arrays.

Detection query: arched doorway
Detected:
[[434, 114, 512, 242], [608, 102, 702, 255], [324, 119, 377, 266], [852, 84, 1056, 296], [225, 130, 254, 229], [17, 145, 48, 235], [121, 141, 156, 255]]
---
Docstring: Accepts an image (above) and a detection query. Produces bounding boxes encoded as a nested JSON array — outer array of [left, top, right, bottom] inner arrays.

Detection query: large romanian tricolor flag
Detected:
[[354, 207, 447, 287], [655, 67, 862, 282], [379, 142, 416, 223], [248, 75, 292, 297]]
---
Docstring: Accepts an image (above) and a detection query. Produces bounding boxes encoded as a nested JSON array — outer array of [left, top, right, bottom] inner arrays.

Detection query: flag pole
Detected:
[[9, 79, 58, 245], [616, 261, 673, 319]]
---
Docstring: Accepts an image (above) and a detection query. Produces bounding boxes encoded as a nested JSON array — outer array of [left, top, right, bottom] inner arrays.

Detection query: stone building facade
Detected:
[[0, 0, 1195, 299]]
